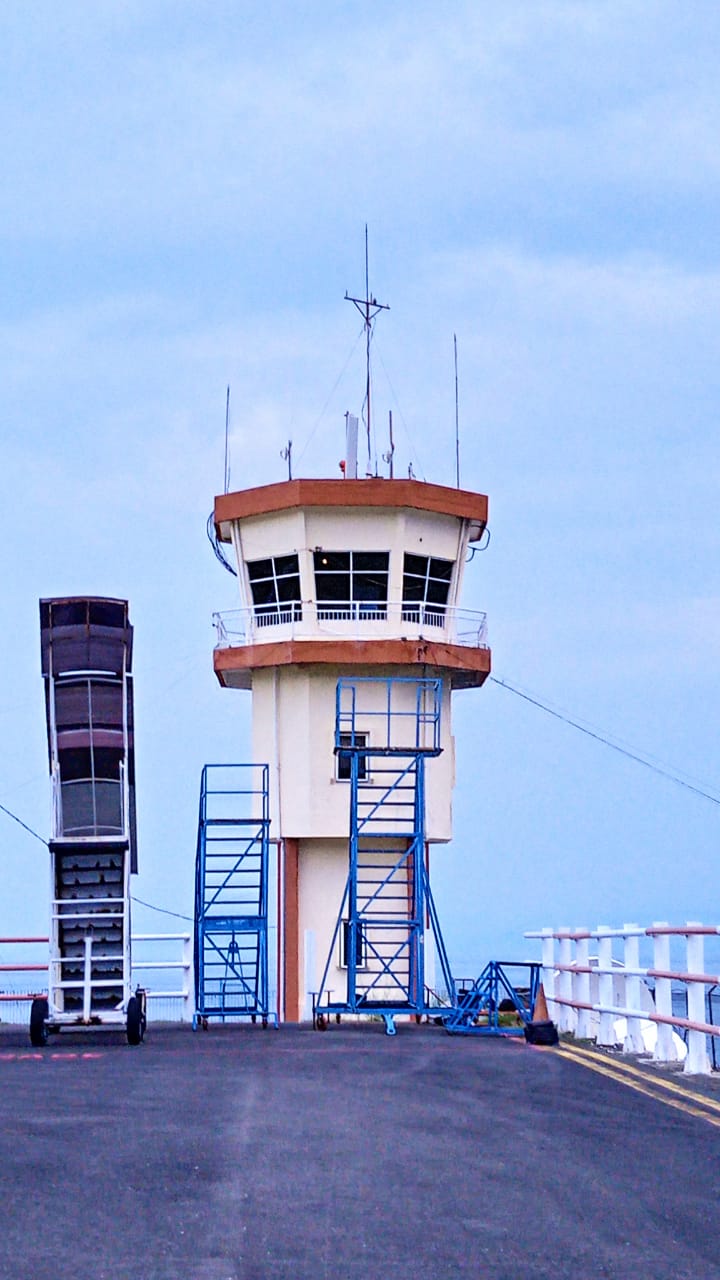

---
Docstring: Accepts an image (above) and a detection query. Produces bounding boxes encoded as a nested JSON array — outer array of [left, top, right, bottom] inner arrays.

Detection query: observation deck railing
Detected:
[[213, 602, 488, 649]]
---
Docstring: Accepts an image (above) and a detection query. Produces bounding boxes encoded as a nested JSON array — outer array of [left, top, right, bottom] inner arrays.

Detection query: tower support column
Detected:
[[283, 837, 301, 1022]]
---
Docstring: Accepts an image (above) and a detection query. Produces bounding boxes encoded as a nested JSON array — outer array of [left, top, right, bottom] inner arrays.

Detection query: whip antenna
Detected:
[[345, 226, 389, 474]]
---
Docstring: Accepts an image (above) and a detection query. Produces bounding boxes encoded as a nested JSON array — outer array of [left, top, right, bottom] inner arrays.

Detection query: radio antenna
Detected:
[[382, 409, 395, 479], [345, 226, 389, 474], [280, 440, 293, 480], [223, 385, 231, 493], [453, 334, 460, 489]]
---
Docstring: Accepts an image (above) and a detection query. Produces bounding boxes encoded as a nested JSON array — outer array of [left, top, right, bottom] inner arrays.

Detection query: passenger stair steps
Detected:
[[51, 843, 127, 1011]]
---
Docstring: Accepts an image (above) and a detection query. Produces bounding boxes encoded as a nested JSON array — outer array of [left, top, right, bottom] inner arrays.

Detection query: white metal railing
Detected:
[[526, 922, 720, 1074], [213, 602, 488, 649], [0, 934, 193, 1024], [131, 933, 193, 1023]]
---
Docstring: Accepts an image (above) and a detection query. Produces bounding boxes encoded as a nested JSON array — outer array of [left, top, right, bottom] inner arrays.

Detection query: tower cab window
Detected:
[[402, 554, 454, 624], [314, 551, 389, 619], [246, 555, 301, 625]]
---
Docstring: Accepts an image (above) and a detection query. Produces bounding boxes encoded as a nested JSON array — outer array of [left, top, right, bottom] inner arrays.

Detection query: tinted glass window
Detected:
[[314, 552, 388, 608], [314, 551, 349, 573], [89, 602, 126, 628], [402, 554, 454, 614], [53, 602, 88, 627], [247, 558, 274, 582], [246, 554, 301, 618], [336, 732, 368, 781]]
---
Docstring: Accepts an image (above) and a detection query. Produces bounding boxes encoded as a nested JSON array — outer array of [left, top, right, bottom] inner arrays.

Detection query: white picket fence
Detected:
[[526, 923, 720, 1074]]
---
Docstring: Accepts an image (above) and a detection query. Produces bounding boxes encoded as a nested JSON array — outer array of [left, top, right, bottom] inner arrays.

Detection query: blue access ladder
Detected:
[[315, 678, 456, 1035], [444, 961, 541, 1035], [193, 764, 276, 1028]]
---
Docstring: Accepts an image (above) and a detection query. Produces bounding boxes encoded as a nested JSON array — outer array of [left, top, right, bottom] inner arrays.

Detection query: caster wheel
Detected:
[[126, 995, 146, 1046], [30, 998, 49, 1048]]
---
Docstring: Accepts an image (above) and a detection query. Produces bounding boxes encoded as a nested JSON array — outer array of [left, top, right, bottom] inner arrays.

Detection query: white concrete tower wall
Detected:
[[213, 478, 490, 1021]]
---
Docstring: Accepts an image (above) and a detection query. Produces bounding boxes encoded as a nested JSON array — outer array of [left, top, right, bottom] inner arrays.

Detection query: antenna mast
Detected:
[[345, 226, 389, 473], [454, 334, 460, 489], [224, 385, 231, 494]]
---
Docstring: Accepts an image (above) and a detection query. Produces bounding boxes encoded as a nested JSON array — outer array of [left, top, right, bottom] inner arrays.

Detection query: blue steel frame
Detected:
[[315, 678, 456, 1035], [335, 676, 442, 755], [444, 961, 541, 1036], [193, 764, 276, 1028]]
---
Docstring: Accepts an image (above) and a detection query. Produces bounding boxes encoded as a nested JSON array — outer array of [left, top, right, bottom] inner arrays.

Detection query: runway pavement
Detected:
[[0, 1021, 718, 1279]]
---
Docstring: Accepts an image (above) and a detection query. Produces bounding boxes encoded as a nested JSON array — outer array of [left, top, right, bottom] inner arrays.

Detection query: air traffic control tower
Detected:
[[211, 471, 491, 1023]]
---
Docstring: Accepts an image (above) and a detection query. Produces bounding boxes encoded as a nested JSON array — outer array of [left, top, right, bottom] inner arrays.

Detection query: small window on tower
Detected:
[[246, 554, 302, 624], [336, 732, 368, 782]]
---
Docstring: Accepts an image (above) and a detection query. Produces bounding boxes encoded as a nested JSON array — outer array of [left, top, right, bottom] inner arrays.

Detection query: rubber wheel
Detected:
[[316, 1013, 327, 1031], [126, 996, 145, 1046], [30, 998, 49, 1048]]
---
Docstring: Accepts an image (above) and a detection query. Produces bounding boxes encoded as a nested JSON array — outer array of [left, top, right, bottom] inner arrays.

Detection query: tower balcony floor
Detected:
[[213, 623, 491, 690]]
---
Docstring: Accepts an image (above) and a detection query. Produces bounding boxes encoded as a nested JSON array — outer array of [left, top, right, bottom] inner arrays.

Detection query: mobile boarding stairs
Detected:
[[34, 597, 146, 1046]]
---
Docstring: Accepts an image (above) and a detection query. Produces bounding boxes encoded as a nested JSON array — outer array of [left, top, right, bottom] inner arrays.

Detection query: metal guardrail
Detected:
[[527, 922, 720, 1074], [213, 602, 488, 649], [0, 934, 193, 1024]]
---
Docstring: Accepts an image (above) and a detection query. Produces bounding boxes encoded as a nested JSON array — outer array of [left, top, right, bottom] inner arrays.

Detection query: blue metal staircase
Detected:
[[315, 678, 456, 1035], [193, 764, 275, 1027]]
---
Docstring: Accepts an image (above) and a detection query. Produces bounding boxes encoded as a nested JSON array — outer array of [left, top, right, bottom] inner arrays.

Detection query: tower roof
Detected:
[[215, 477, 488, 542]]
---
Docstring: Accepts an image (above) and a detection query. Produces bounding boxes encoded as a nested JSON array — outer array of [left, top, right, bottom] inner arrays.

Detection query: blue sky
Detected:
[[1, 2, 719, 971]]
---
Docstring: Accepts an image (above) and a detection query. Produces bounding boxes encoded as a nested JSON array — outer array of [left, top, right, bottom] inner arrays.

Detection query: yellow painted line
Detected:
[[556, 1044, 720, 1128], [559, 1041, 720, 1116]]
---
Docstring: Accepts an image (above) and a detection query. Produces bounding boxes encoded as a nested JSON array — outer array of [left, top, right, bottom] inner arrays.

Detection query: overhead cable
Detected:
[[490, 676, 720, 807], [0, 801, 193, 919], [0, 802, 48, 846], [130, 895, 193, 923]]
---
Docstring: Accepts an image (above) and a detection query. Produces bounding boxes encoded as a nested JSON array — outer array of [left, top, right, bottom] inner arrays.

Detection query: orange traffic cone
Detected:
[[532, 983, 550, 1022]]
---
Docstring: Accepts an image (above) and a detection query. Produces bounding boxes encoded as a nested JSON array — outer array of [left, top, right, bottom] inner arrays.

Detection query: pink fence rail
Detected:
[[526, 922, 720, 1075], [0, 935, 193, 1022]]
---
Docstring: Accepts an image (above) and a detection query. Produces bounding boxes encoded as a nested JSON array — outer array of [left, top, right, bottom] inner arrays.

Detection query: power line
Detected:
[[0, 802, 48, 846], [130, 895, 192, 923], [490, 676, 720, 807], [0, 802, 193, 920]]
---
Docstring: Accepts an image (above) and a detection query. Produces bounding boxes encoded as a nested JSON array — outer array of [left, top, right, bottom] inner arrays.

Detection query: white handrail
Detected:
[[213, 601, 488, 649], [0, 934, 194, 1024], [527, 922, 719, 1074]]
